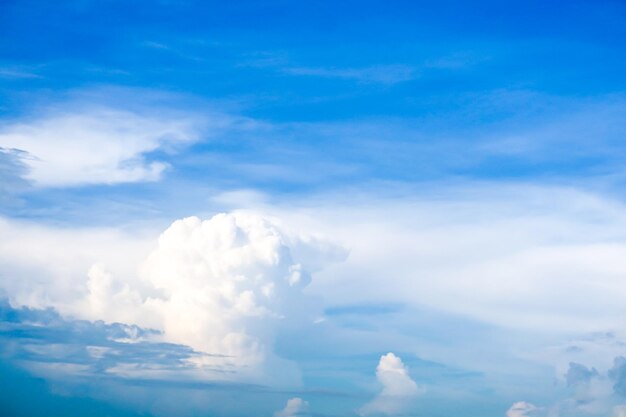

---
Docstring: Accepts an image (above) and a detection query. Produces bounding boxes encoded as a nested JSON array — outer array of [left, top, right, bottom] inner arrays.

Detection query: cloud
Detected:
[[135, 213, 314, 362], [506, 401, 537, 417], [0, 103, 205, 187], [0, 213, 342, 385], [251, 184, 626, 337], [0, 216, 153, 311], [517, 355, 626, 416], [565, 362, 599, 387], [8, 183, 626, 405], [274, 398, 310, 417], [563, 362, 610, 411], [359, 352, 422, 416], [0, 299, 190, 379], [0, 299, 315, 417], [283, 64, 417, 84], [199, 184, 626, 399]]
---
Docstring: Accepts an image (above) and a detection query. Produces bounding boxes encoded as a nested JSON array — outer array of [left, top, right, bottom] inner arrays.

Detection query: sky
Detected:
[[1, 1, 626, 416]]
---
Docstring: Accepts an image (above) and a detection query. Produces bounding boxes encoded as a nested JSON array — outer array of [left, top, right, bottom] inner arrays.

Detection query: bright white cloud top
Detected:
[[65, 212, 338, 384], [359, 353, 421, 416]]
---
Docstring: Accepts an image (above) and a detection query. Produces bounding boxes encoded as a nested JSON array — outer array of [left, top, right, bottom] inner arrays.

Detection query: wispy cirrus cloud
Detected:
[[282, 64, 417, 85]]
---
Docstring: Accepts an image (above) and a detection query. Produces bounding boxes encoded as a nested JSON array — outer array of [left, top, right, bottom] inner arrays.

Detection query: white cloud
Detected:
[[0, 216, 153, 310], [274, 398, 310, 417], [199, 184, 626, 386], [7, 183, 626, 397], [132, 214, 320, 366], [506, 401, 537, 417], [0, 213, 332, 384], [37, 212, 340, 385], [0, 106, 204, 187], [359, 352, 422, 416], [250, 185, 626, 336]]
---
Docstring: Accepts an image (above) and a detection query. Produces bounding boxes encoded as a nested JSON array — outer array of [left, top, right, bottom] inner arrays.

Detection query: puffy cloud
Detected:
[[359, 352, 422, 416], [375, 353, 421, 397], [0, 106, 203, 187], [9, 183, 626, 405], [506, 402, 537, 417], [76, 212, 339, 384], [274, 398, 310, 417]]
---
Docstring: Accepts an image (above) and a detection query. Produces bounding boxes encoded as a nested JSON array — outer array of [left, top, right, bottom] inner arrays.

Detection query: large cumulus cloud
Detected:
[[78, 212, 342, 385]]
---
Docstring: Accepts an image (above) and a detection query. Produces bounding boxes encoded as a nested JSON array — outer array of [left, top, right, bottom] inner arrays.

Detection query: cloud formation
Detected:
[[77, 212, 339, 384], [359, 352, 421, 416], [6, 184, 626, 413], [506, 402, 537, 417], [0, 106, 203, 187], [274, 398, 310, 417]]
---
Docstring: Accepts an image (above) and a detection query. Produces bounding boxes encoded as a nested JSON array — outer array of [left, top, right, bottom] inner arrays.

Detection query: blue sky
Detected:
[[1, 1, 626, 417]]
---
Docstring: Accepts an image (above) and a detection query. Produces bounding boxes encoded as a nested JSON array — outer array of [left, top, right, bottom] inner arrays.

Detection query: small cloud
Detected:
[[359, 352, 422, 416], [506, 401, 538, 417], [274, 397, 310, 417]]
